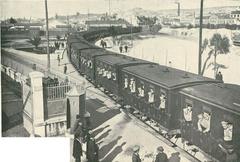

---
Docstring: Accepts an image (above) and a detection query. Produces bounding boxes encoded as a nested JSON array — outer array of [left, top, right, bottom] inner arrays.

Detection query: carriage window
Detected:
[[107, 71, 112, 79], [138, 82, 145, 97], [183, 103, 192, 122], [148, 88, 155, 103], [159, 91, 166, 109], [82, 58, 86, 64], [88, 60, 92, 69], [98, 68, 103, 75], [197, 111, 211, 133], [97, 67, 100, 74], [102, 68, 107, 77], [124, 76, 128, 88], [112, 72, 116, 81], [130, 78, 136, 93], [221, 121, 233, 142]]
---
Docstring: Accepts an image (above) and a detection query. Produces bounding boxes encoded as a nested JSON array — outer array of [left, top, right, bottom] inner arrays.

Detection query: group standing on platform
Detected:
[[72, 115, 99, 162]]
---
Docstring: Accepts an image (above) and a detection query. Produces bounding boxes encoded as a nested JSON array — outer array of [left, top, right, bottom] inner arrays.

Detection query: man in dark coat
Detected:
[[132, 145, 141, 162], [155, 146, 168, 162], [119, 46, 123, 53], [124, 45, 128, 53], [87, 137, 99, 162], [73, 132, 82, 162], [64, 64, 67, 74]]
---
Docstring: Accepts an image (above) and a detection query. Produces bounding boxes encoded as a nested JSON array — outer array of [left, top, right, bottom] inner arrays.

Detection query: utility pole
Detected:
[[45, 0, 50, 72], [131, 17, 133, 47], [67, 15, 69, 33], [198, 0, 204, 75]]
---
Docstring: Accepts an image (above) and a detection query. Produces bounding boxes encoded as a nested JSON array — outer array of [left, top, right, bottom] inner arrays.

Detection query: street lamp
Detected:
[[198, 0, 204, 75], [45, 0, 50, 72]]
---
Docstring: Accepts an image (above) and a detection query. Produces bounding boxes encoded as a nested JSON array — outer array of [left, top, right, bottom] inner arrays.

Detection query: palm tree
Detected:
[[29, 36, 41, 49], [201, 34, 230, 76], [210, 33, 230, 77]]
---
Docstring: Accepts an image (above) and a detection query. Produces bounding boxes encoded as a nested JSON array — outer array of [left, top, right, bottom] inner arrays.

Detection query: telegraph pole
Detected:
[[45, 0, 50, 72], [198, 0, 204, 75]]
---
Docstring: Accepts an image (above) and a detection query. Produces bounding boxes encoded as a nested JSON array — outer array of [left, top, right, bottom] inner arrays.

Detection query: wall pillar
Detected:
[[29, 71, 45, 137], [66, 85, 86, 135]]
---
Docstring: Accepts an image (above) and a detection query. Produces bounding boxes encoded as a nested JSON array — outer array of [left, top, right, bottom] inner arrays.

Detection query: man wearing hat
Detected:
[[155, 146, 168, 162], [132, 145, 141, 162]]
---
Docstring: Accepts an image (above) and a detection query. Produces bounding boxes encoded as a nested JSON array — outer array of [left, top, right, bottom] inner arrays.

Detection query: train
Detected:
[[66, 31, 240, 162]]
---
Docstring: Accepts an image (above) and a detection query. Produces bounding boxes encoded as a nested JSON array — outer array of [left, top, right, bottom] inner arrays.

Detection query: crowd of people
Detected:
[[54, 41, 65, 50]]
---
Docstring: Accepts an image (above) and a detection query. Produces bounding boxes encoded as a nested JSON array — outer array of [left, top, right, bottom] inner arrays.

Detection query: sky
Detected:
[[1, 0, 240, 19]]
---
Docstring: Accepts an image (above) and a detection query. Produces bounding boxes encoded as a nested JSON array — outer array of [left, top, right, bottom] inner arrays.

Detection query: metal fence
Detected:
[[45, 83, 84, 101], [45, 83, 71, 100]]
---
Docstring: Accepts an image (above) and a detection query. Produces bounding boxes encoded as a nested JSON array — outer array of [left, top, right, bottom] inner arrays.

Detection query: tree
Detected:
[[29, 36, 41, 49], [210, 33, 230, 77], [200, 33, 230, 76], [9, 17, 17, 24]]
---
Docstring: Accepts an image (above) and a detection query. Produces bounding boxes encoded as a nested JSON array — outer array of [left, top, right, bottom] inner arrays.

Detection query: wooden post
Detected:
[[198, 0, 204, 75], [45, 0, 50, 72]]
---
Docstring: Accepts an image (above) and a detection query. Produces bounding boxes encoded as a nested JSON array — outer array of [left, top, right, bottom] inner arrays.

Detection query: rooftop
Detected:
[[122, 64, 219, 89], [96, 54, 151, 66], [231, 10, 240, 14], [181, 83, 240, 114]]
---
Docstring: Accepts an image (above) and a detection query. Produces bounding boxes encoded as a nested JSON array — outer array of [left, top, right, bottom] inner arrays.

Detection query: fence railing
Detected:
[[45, 83, 71, 100], [45, 83, 84, 101]]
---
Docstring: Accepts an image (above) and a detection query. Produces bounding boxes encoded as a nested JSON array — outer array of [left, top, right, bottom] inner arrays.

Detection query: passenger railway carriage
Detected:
[[94, 54, 153, 100], [180, 83, 240, 161], [67, 32, 240, 161], [78, 48, 108, 81], [121, 64, 219, 134]]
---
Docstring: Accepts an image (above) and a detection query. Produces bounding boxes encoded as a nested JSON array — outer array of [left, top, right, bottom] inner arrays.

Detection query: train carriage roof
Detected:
[[96, 54, 152, 66], [122, 64, 219, 89], [80, 48, 109, 57], [180, 83, 240, 114]]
